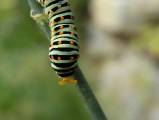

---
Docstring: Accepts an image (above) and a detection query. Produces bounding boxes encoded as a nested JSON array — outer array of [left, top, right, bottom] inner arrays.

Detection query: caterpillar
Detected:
[[37, 0, 80, 85]]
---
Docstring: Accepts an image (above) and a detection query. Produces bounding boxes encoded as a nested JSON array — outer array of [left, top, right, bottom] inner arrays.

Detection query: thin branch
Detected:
[[74, 67, 108, 120], [27, 0, 50, 39], [27, 0, 107, 120]]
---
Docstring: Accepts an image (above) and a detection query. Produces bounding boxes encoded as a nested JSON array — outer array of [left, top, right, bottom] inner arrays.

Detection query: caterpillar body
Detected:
[[37, 0, 80, 85]]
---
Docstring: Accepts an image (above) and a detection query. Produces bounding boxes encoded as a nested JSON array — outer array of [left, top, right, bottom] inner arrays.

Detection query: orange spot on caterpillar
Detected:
[[70, 56, 74, 60], [58, 77, 77, 85], [70, 41, 74, 45], [61, 16, 64, 20], [59, 32, 63, 35], [49, 55, 54, 60], [60, 25, 64, 29], [58, 40, 62, 45], [71, 32, 74, 35], [58, 57, 61, 60]]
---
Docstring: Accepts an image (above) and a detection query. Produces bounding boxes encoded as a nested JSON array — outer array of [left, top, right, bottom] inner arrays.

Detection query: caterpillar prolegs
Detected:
[[37, 0, 80, 85]]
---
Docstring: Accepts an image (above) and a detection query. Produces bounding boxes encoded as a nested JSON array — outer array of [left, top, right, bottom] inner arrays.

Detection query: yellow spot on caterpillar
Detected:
[[51, 33, 54, 38], [58, 77, 77, 85], [51, 30, 55, 35]]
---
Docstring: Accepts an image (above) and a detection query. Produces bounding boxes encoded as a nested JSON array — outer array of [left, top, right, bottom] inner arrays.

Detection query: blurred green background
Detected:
[[0, 0, 90, 120], [0, 0, 159, 120]]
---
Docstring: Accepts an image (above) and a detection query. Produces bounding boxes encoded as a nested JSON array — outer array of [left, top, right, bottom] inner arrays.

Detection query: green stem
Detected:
[[74, 67, 107, 120], [27, 0, 107, 120], [27, 0, 50, 39]]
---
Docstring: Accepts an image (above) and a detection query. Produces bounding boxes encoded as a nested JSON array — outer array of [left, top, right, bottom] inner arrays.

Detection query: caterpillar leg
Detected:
[[58, 77, 77, 86]]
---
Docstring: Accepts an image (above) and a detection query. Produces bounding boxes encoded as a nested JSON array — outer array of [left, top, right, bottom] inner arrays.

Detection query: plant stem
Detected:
[[74, 67, 107, 120], [27, 0, 107, 120], [27, 0, 50, 39]]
